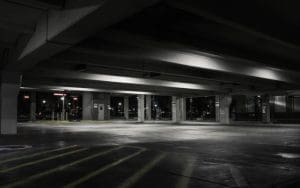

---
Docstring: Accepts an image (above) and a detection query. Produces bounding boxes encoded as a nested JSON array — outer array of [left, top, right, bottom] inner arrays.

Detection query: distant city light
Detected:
[[24, 95, 30, 100], [54, 93, 66, 96], [118, 102, 122, 106], [60, 97, 65, 101], [42, 100, 46, 104]]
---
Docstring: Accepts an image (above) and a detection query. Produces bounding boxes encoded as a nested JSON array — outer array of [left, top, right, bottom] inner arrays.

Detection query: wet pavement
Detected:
[[0, 121, 300, 188]]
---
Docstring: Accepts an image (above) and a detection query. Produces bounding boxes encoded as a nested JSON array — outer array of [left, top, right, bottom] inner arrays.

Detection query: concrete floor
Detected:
[[0, 122, 300, 188]]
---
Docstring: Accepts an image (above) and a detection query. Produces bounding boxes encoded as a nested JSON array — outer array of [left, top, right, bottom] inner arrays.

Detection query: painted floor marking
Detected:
[[229, 166, 249, 188], [0, 147, 88, 173], [0, 145, 78, 165], [64, 148, 147, 188], [2, 146, 122, 188], [175, 156, 197, 188], [117, 153, 167, 188]]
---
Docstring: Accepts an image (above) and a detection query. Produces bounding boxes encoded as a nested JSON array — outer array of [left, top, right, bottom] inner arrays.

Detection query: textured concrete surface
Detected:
[[0, 122, 299, 187]]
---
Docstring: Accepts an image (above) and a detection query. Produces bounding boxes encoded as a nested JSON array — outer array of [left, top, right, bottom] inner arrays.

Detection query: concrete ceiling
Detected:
[[1, 0, 300, 96]]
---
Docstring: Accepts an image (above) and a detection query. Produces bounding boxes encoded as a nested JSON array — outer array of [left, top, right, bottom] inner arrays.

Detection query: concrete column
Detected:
[[93, 93, 110, 120], [124, 96, 129, 120], [103, 93, 110, 120], [145, 95, 151, 120], [137, 95, 145, 122], [30, 91, 36, 121], [82, 92, 93, 120], [180, 97, 186, 121], [215, 96, 220, 122], [0, 71, 20, 135], [262, 95, 271, 123], [172, 96, 184, 123], [172, 96, 177, 123], [219, 94, 232, 124]]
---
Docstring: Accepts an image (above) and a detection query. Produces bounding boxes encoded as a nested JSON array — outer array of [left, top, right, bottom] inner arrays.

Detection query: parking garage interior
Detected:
[[1, 0, 300, 187]]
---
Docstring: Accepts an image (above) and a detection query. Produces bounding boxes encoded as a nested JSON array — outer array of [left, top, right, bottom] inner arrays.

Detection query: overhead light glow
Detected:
[[46, 70, 216, 91]]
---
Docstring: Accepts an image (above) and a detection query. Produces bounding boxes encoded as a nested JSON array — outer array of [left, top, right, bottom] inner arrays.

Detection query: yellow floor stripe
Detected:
[[64, 148, 147, 188], [0, 148, 87, 173], [117, 153, 167, 188], [0, 145, 78, 165], [175, 156, 196, 188], [2, 146, 122, 188]]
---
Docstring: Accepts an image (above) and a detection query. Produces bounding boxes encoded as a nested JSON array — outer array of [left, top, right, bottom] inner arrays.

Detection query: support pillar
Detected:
[[30, 91, 36, 121], [145, 95, 151, 120], [262, 95, 271, 123], [215, 96, 220, 122], [172, 96, 178, 123], [103, 93, 110, 120], [93, 93, 110, 120], [137, 95, 144, 122], [82, 92, 93, 120], [219, 94, 232, 124], [0, 71, 20, 135], [124, 96, 129, 120], [180, 97, 186, 121], [172, 96, 185, 123]]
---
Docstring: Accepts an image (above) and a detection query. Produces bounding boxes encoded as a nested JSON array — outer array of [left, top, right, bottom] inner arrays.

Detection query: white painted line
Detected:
[[229, 166, 249, 188], [2, 146, 123, 188], [117, 153, 167, 188], [64, 148, 147, 188], [0, 148, 88, 173], [175, 156, 196, 188], [0, 145, 78, 165]]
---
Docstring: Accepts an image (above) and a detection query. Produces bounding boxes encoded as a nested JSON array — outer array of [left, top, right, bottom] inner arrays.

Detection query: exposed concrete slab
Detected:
[[0, 122, 299, 187]]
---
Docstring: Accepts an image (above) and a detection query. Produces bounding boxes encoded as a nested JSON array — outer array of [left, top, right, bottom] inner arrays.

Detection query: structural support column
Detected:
[[219, 94, 232, 124], [137, 95, 145, 122], [215, 96, 220, 122], [172, 96, 178, 123], [180, 97, 186, 121], [124, 96, 129, 120], [145, 95, 151, 120], [30, 91, 36, 121], [172, 96, 185, 123], [0, 71, 20, 135], [82, 92, 93, 120], [93, 93, 110, 120], [262, 94, 271, 123]]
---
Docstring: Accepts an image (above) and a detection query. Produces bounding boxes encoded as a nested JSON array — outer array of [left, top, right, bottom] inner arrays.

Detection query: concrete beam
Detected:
[[25, 69, 222, 92], [0, 17, 35, 34], [7, 0, 64, 10], [92, 30, 300, 84], [11, 0, 160, 71], [51, 51, 293, 91]]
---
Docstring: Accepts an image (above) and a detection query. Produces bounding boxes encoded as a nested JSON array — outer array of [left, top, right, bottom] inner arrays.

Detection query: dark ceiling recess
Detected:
[[74, 64, 87, 72], [6, 0, 64, 9], [104, 1, 300, 71]]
